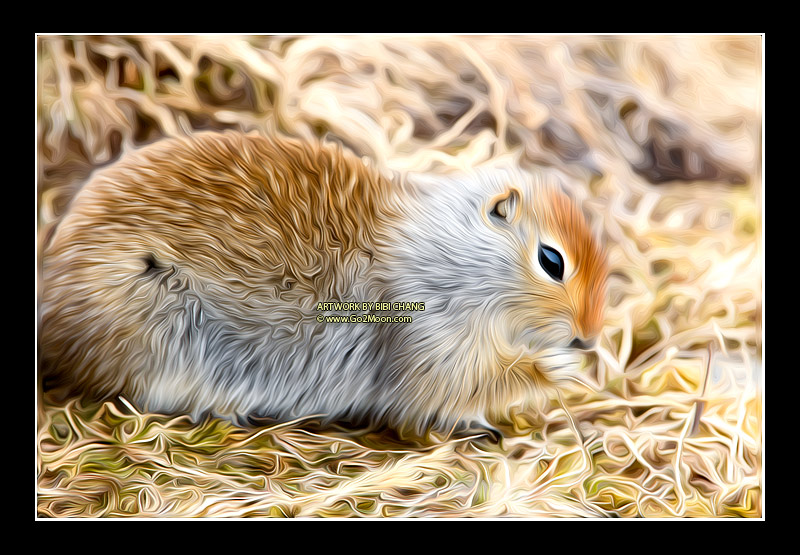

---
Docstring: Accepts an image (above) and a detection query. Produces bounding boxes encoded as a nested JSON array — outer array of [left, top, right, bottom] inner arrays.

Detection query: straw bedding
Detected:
[[36, 34, 763, 518]]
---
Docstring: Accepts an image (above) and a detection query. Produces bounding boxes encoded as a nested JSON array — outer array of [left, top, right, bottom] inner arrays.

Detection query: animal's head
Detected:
[[375, 163, 608, 422]]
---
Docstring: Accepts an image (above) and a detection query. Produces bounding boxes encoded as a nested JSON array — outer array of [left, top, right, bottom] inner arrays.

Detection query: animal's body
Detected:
[[38, 131, 607, 436]]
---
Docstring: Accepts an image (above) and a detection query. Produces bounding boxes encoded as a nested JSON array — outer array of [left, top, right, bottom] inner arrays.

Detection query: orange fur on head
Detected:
[[537, 187, 608, 343]]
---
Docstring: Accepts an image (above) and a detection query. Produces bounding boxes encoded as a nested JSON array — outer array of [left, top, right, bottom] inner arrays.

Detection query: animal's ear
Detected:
[[488, 189, 520, 224]]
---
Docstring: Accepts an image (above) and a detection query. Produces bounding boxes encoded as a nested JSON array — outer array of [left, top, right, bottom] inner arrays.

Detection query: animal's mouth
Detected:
[[525, 346, 600, 391]]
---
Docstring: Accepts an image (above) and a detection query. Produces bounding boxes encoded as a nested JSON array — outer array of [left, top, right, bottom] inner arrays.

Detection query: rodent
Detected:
[[38, 131, 608, 437]]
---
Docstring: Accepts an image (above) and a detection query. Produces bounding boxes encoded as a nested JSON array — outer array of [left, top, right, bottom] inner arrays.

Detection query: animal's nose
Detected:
[[568, 336, 596, 351]]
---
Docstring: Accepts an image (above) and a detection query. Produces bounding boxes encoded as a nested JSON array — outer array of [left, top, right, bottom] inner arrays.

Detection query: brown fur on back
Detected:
[[39, 132, 399, 402]]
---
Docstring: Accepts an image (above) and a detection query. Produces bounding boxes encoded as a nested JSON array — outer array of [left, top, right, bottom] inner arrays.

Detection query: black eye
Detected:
[[538, 244, 564, 281]]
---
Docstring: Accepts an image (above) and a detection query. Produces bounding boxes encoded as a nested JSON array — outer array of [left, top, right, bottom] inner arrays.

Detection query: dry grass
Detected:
[[36, 34, 763, 518]]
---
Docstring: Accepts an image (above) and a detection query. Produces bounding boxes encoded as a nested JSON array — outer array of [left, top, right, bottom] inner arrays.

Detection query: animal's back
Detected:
[[39, 131, 398, 420]]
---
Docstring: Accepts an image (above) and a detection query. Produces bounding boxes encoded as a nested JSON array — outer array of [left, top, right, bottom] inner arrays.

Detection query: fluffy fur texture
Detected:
[[39, 131, 607, 436]]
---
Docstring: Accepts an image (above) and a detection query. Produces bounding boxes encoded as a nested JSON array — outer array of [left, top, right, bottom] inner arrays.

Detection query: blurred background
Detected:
[[36, 34, 763, 518]]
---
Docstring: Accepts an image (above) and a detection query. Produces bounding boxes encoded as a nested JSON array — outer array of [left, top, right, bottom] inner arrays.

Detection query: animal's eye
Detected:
[[489, 191, 518, 223], [538, 244, 564, 281]]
